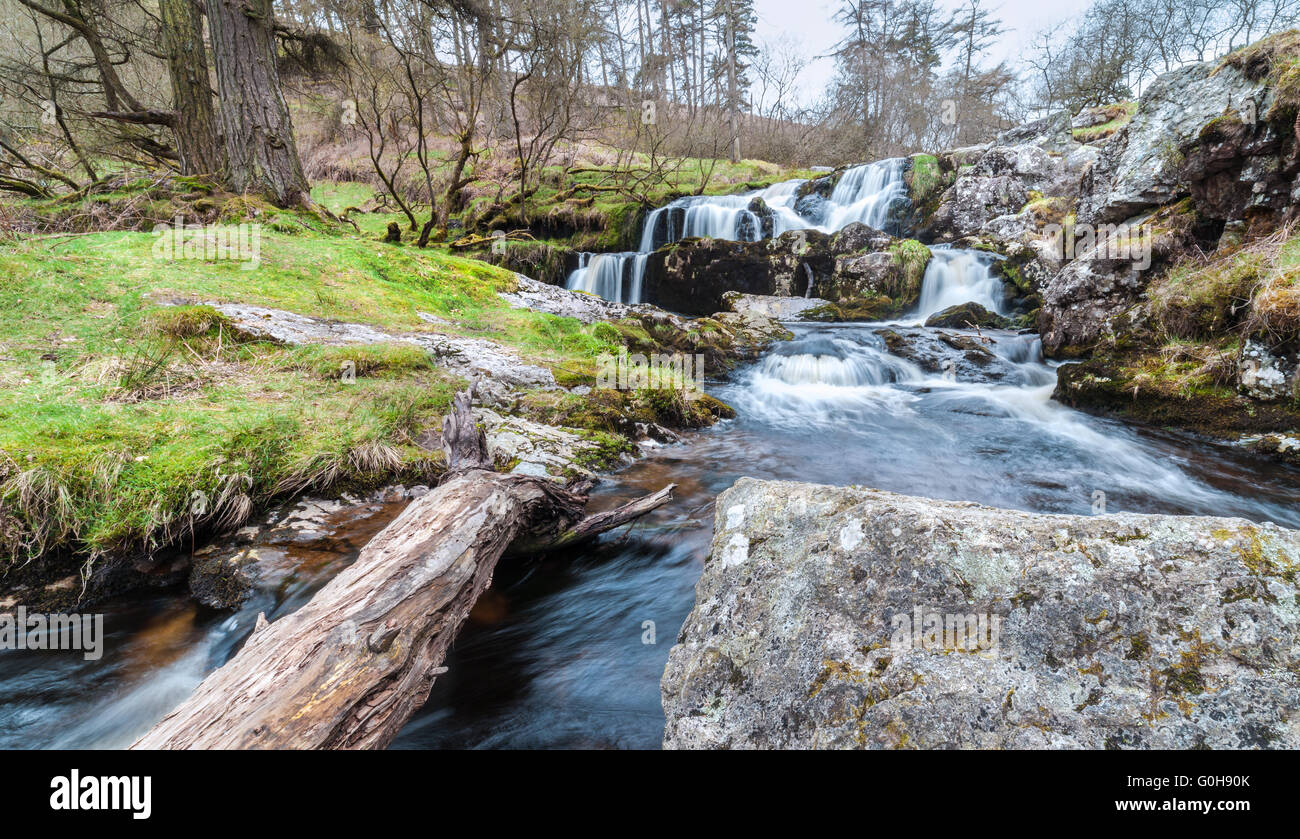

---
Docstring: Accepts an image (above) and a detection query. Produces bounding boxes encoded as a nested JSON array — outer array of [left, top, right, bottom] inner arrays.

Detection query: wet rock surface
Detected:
[[923, 301, 1010, 330], [662, 478, 1300, 749], [646, 224, 924, 318], [873, 326, 1029, 384]]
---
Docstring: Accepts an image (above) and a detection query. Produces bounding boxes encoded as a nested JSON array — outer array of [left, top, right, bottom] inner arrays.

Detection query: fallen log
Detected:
[[133, 386, 674, 749]]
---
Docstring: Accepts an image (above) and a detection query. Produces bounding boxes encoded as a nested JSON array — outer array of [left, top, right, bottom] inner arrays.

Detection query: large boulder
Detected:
[[662, 478, 1300, 749], [645, 228, 929, 317], [1076, 59, 1278, 227], [923, 116, 1099, 242], [722, 291, 832, 321]]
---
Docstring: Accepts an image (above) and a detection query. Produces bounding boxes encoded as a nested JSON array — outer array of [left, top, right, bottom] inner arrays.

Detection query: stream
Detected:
[[3, 161, 1299, 749]]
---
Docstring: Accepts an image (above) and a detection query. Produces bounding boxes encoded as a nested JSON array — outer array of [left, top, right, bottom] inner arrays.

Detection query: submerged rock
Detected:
[[662, 478, 1300, 749]]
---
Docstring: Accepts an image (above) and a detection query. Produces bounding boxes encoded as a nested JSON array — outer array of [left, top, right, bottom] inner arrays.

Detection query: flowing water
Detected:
[[916, 246, 1008, 319], [565, 159, 909, 304], [4, 161, 1300, 750]]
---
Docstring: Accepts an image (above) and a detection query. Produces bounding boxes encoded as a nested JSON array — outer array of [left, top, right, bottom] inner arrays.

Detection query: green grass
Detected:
[[1072, 102, 1138, 143], [0, 214, 625, 569]]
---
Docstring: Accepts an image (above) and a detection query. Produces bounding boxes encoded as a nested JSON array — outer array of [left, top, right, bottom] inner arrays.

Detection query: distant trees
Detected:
[[2, 0, 1298, 212], [1024, 0, 1300, 117], [821, 0, 1014, 160]]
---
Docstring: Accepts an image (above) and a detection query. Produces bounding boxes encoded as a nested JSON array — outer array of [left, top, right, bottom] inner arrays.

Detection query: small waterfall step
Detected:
[[565, 158, 913, 305]]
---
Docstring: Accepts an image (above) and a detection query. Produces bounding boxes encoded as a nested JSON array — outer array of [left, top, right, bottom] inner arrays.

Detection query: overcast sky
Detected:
[[752, 0, 1094, 102]]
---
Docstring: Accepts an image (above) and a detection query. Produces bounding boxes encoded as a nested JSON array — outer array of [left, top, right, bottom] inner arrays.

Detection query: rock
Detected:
[[662, 478, 1300, 749], [924, 301, 1010, 329], [188, 546, 259, 609], [872, 326, 1029, 384], [722, 292, 832, 321], [1239, 340, 1295, 401], [828, 222, 891, 254], [979, 210, 1036, 243], [497, 275, 641, 324], [647, 230, 929, 318], [924, 112, 1098, 243], [206, 301, 557, 406], [1076, 57, 1283, 228], [644, 230, 834, 314], [707, 311, 795, 360], [477, 408, 612, 478], [925, 173, 1029, 241], [994, 110, 1075, 153], [736, 197, 776, 240], [1038, 202, 1196, 355]]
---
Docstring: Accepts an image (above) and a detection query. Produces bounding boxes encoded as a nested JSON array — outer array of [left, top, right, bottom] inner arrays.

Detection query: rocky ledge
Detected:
[[662, 478, 1300, 749]]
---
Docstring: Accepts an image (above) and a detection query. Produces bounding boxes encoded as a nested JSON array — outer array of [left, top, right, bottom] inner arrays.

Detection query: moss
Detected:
[[571, 430, 636, 472], [1071, 101, 1137, 143], [1216, 29, 1300, 120], [1019, 195, 1071, 228], [905, 153, 941, 206], [1160, 631, 1219, 697], [889, 238, 932, 301], [802, 296, 898, 322]]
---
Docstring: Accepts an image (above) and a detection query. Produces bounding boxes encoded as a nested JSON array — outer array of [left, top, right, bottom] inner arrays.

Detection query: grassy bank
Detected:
[[0, 204, 631, 573]]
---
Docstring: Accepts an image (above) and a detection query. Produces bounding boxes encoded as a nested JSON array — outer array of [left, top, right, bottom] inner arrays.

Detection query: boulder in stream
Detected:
[[924, 301, 1010, 329], [663, 478, 1300, 749]]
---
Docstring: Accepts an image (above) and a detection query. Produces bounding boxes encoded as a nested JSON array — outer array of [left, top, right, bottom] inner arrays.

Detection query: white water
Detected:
[[566, 158, 910, 304], [565, 252, 648, 304], [727, 324, 1299, 523], [820, 158, 909, 232], [915, 246, 1008, 321]]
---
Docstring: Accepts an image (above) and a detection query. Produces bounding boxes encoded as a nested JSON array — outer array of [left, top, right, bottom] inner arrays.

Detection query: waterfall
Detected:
[[758, 336, 923, 388], [819, 158, 909, 233], [915, 247, 1008, 320], [565, 252, 648, 304], [637, 179, 810, 251], [567, 157, 911, 304]]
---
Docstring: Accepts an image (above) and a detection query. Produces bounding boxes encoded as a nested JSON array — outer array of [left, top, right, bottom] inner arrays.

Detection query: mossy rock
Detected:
[[924, 302, 1011, 330]]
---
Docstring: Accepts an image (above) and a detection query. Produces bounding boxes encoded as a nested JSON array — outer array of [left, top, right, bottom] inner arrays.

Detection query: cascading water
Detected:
[[915, 246, 1008, 321], [819, 158, 909, 232], [564, 158, 910, 304], [565, 252, 648, 304]]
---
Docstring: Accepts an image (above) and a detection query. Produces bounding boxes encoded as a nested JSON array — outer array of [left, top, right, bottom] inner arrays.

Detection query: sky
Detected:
[[752, 0, 1094, 103]]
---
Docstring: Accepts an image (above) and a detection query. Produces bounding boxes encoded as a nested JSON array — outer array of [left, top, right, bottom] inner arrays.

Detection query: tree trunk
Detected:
[[206, 0, 309, 207], [159, 0, 224, 176], [133, 387, 674, 749]]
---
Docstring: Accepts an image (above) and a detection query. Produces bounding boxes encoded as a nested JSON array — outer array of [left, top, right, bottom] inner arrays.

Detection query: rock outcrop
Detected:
[[208, 301, 557, 405], [922, 114, 1099, 243], [662, 478, 1300, 749], [645, 224, 930, 318], [923, 301, 1010, 330]]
